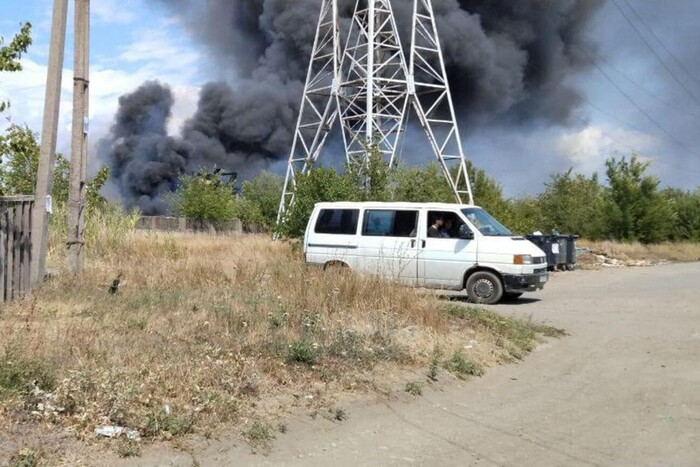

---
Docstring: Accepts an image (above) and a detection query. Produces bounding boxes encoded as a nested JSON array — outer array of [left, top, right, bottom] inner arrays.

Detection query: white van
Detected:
[[304, 202, 548, 304]]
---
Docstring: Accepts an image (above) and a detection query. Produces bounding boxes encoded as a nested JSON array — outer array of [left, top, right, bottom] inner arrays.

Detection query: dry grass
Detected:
[[579, 240, 700, 263], [1, 218, 563, 453]]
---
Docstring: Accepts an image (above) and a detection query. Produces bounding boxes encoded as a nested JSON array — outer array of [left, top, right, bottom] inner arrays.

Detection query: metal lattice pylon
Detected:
[[277, 0, 474, 226], [337, 0, 410, 168]]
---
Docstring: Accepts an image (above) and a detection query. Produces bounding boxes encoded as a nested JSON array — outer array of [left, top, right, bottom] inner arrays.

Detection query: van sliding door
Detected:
[[358, 209, 419, 285]]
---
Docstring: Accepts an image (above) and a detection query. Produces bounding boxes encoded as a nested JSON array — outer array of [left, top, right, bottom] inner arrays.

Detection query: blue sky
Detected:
[[0, 0, 202, 172], [1, 0, 699, 195]]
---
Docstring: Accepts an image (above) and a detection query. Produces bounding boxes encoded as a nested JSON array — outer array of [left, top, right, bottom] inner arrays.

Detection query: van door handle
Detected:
[[421, 240, 426, 248], [410, 239, 416, 248]]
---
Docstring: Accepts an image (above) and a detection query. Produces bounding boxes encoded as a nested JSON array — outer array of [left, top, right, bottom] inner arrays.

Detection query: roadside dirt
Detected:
[[97, 262, 700, 466]]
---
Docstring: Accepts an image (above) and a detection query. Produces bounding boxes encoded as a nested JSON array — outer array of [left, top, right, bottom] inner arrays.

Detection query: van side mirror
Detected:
[[458, 225, 474, 240]]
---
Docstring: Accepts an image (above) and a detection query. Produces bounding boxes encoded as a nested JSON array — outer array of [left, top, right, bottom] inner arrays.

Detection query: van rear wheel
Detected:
[[466, 271, 504, 305], [324, 261, 350, 274]]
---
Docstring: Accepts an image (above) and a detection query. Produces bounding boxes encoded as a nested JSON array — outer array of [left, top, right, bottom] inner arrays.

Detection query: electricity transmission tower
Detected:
[[277, 0, 474, 224]]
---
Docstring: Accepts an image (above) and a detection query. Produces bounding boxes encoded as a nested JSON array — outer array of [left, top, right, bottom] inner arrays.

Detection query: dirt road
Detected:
[[126, 263, 700, 466]]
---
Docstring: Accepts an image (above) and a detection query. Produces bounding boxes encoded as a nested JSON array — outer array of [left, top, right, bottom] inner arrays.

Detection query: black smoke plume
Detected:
[[102, 0, 604, 213]]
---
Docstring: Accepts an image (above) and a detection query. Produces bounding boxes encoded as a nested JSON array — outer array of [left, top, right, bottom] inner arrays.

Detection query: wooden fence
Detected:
[[0, 196, 34, 303]]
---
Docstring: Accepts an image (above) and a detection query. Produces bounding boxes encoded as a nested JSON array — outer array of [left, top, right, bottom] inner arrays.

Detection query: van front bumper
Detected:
[[503, 271, 549, 293]]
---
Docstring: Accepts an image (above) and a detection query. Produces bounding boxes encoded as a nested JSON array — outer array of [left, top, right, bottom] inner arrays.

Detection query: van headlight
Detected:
[[513, 254, 533, 265]]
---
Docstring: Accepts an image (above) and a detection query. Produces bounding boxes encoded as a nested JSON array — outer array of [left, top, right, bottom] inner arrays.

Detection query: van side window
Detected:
[[362, 210, 418, 237], [315, 209, 360, 235], [427, 211, 465, 239]]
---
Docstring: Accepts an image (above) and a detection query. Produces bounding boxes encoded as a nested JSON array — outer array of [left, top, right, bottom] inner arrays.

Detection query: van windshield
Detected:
[[461, 207, 513, 237]]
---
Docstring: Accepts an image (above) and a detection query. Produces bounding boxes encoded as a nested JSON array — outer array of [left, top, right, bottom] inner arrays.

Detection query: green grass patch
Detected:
[[142, 407, 196, 439], [116, 439, 142, 458], [443, 350, 484, 379], [8, 448, 40, 467], [0, 354, 56, 399], [286, 340, 317, 365], [244, 420, 275, 452], [405, 381, 423, 396], [445, 304, 566, 359]]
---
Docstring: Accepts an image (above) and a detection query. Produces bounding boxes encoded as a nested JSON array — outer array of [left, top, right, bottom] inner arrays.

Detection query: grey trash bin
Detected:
[[526, 234, 559, 271]]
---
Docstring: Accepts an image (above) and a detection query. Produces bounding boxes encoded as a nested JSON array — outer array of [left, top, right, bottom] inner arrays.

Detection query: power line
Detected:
[[524, 59, 700, 172], [570, 98, 693, 174], [568, 105, 697, 174], [610, 0, 700, 108], [574, 45, 700, 122], [621, 0, 700, 88], [587, 57, 700, 160]]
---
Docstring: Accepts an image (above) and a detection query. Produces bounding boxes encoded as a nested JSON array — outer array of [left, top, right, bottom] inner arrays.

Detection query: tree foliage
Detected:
[[1, 22, 33, 113], [0, 124, 109, 205], [663, 188, 700, 241], [277, 167, 359, 238], [172, 171, 237, 222], [604, 155, 676, 243], [270, 147, 700, 242], [0, 124, 40, 195], [240, 171, 283, 229], [393, 163, 453, 203], [538, 170, 607, 239]]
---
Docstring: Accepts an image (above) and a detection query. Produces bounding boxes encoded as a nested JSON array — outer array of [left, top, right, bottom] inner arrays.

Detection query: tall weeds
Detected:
[[1, 208, 562, 441], [48, 203, 140, 265]]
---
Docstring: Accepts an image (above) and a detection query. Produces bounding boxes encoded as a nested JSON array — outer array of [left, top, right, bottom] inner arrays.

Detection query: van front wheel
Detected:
[[466, 271, 504, 305]]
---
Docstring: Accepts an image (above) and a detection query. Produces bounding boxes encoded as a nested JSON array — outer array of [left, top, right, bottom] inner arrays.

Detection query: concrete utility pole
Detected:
[[31, 0, 69, 285], [67, 0, 90, 274]]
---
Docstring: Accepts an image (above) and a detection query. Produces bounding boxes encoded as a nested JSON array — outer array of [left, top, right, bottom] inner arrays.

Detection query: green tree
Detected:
[[0, 124, 100, 203], [278, 167, 359, 238], [662, 187, 700, 241], [393, 163, 453, 203], [347, 144, 392, 202], [0, 124, 39, 195], [52, 154, 71, 203], [240, 171, 284, 229], [538, 169, 607, 238], [1, 22, 32, 112], [172, 171, 237, 222], [604, 155, 675, 243], [501, 197, 543, 235], [463, 160, 511, 220], [86, 166, 110, 209]]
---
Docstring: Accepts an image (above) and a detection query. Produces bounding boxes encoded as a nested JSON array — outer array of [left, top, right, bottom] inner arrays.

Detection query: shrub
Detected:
[[244, 420, 275, 452], [172, 172, 237, 222], [240, 171, 284, 229], [286, 340, 317, 365], [405, 381, 423, 396], [443, 350, 484, 379], [0, 354, 55, 398]]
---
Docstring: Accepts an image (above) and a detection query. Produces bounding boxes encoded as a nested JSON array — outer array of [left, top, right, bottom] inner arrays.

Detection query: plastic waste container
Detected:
[[565, 235, 579, 270], [555, 235, 568, 270], [526, 234, 560, 271]]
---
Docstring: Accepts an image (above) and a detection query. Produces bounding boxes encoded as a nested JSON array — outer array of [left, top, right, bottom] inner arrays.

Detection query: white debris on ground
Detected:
[[94, 425, 142, 441], [575, 248, 661, 269], [29, 383, 65, 418]]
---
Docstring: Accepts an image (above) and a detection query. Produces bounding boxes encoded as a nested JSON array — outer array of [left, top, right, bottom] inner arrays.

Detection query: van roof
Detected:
[[314, 201, 481, 210]]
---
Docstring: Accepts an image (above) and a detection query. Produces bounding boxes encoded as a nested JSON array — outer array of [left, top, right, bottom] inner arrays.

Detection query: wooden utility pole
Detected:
[[31, 0, 69, 285], [67, 0, 90, 273]]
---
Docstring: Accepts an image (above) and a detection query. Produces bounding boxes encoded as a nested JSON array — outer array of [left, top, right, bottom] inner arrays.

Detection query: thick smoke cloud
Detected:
[[102, 0, 604, 212]]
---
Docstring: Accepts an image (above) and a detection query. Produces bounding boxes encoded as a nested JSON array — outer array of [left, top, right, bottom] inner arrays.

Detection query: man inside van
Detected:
[[440, 218, 454, 238], [428, 215, 444, 238]]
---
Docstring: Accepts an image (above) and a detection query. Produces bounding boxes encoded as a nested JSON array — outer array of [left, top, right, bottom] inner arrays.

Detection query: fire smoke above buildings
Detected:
[[102, 0, 604, 213]]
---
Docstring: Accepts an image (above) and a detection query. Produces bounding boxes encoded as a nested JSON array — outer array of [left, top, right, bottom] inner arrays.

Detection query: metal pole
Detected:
[[31, 0, 68, 285], [67, 0, 90, 273], [366, 0, 375, 140]]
